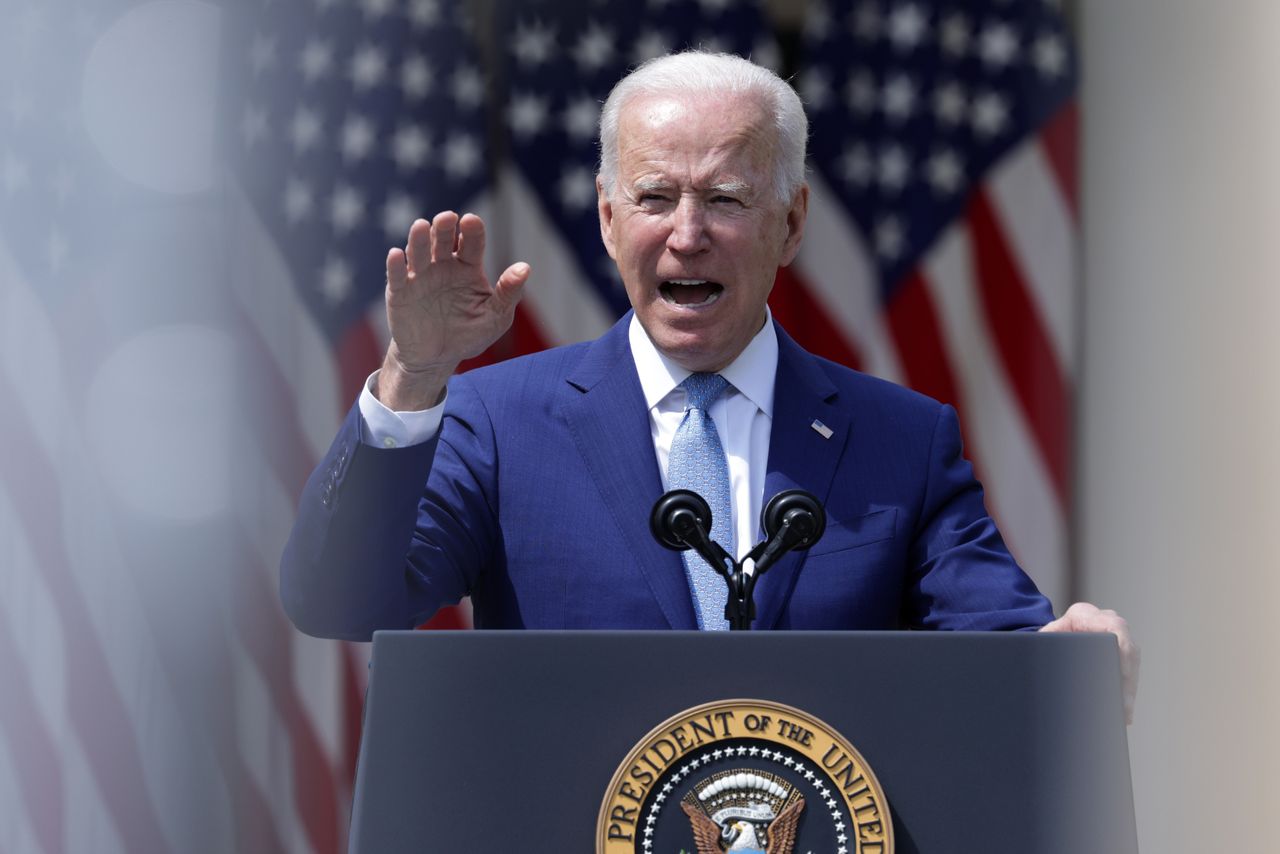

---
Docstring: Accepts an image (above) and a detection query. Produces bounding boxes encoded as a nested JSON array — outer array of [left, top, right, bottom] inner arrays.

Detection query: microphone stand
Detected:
[[650, 490, 826, 631]]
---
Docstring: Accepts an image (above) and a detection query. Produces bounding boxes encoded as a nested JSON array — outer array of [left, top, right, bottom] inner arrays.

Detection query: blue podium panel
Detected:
[[349, 631, 1136, 854]]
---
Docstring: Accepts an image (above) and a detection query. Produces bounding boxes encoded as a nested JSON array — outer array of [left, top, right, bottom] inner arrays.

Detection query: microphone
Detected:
[[749, 489, 826, 576], [649, 489, 735, 578]]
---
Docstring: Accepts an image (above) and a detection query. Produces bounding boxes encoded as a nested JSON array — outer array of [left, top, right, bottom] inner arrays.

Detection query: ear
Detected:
[[778, 183, 809, 268], [597, 175, 618, 260]]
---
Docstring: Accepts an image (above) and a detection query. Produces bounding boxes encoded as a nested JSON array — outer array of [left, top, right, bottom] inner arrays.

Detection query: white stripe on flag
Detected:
[[987, 141, 1079, 375], [923, 223, 1068, 607], [233, 635, 314, 854], [796, 174, 906, 384], [500, 168, 615, 346]]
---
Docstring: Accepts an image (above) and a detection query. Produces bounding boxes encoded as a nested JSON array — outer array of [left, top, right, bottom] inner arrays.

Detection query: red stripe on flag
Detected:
[[884, 271, 963, 410], [336, 319, 385, 412], [1038, 101, 1080, 222], [967, 191, 1072, 506], [456, 302, 553, 373], [232, 532, 342, 854], [0, 615, 65, 854], [768, 266, 864, 371], [0, 378, 174, 854]]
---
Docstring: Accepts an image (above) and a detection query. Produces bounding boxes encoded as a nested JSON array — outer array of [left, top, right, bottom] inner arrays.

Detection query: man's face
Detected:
[[598, 92, 808, 373]]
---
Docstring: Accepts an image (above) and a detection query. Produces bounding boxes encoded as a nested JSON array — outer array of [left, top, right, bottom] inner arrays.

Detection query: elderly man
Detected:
[[281, 52, 1136, 717]]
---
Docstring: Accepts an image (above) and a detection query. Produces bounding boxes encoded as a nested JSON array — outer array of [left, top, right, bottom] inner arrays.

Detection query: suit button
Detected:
[[381, 437, 398, 448]]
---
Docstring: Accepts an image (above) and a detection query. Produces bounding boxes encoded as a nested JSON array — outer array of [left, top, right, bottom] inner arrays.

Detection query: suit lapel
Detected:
[[561, 316, 698, 629], [751, 324, 852, 630]]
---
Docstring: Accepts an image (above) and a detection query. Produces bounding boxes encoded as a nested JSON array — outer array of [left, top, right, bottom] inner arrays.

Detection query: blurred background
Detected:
[[0, 0, 1276, 851]]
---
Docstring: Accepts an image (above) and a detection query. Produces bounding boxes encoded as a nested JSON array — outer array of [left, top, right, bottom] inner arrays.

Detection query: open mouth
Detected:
[[659, 279, 724, 307]]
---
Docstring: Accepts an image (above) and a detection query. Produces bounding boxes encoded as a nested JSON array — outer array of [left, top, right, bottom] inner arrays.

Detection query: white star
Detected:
[[771, 751, 783, 761], [299, 39, 335, 83], [874, 216, 905, 259], [1033, 33, 1068, 77], [711, 749, 724, 759], [804, 2, 833, 43], [933, 81, 967, 126], [799, 67, 833, 112], [330, 184, 365, 234], [747, 746, 760, 756], [563, 96, 600, 142], [926, 149, 964, 194], [241, 104, 269, 147], [751, 36, 782, 72], [382, 192, 419, 240], [319, 255, 354, 305], [340, 114, 376, 162], [47, 228, 69, 275], [979, 21, 1020, 68], [881, 74, 916, 121], [939, 13, 970, 58], [573, 22, 614, 72], [887, 3, 929, 51], [846, 72, 877, 114], [830, 807, 843, 820], [350, 43, 388, 91], [407, 0, 440, 28], [283, 177, 314, 224], [877, 145, 910, 191], [401, 54, 434, 99], [736, 746, 748, 756], [513, 20, 556, 67], [837, 832, 849, 843], [451, 66, 484, 109], [391, 124, 432, 171], [971, 90, 1010, 136], [826, 797, 838, 808], [509, 92, 550, 139], [443, 133, 481, 178], [250, 33, 277, 76], [633, 29, 673, 64], [359, 0, 394, 20], [290, 106, 323, 154], [782, 756, 795, 767], [850, 2, 880, 42]]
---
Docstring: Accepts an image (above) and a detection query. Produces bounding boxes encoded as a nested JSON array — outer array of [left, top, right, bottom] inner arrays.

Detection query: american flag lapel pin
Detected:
[[810, 419, 834, 439]]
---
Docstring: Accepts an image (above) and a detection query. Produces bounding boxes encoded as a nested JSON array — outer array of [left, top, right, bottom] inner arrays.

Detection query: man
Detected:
[[281, 52, 1136, 717]]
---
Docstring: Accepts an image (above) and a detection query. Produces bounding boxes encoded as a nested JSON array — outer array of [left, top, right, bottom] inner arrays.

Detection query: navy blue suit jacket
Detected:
[[281, 316, 1052, 640]]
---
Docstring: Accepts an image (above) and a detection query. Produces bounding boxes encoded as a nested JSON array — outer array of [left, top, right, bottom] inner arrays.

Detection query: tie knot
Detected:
[[680, 372, 729, 410]]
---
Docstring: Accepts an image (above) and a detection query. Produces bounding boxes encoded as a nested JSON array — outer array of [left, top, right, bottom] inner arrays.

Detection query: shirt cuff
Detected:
[[357, 370, 446, 449]]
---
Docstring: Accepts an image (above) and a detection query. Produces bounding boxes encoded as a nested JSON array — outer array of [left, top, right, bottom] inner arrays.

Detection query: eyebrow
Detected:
[[630, 178, 753, 195]]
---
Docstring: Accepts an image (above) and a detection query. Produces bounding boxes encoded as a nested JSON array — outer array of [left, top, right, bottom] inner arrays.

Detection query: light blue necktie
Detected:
[[667, 373, 734, 631]]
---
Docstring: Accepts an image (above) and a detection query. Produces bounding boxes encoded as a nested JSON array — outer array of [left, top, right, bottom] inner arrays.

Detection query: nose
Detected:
[[665, 196, 710, 256]]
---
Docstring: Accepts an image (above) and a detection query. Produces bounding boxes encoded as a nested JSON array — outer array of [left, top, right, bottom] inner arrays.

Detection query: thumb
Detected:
[[494, 261, 531, 308]]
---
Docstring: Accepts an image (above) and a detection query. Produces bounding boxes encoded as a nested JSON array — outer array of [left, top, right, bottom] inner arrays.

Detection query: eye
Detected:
[[711, 194, 743, 205]]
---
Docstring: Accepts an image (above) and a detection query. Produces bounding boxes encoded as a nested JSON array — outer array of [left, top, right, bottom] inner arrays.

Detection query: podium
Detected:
[[349, 631, 1136, 853]]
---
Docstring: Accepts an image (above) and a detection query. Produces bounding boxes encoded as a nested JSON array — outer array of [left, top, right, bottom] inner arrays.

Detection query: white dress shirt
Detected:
[[358, 311, 779, 560]]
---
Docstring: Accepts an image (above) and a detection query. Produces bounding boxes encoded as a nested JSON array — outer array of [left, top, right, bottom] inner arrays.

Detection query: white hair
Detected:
[[597, 51, 808, 204]]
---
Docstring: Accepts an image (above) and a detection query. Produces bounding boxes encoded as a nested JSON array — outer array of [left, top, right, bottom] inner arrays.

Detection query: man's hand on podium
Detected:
[[1040, 602, 1140, 725]]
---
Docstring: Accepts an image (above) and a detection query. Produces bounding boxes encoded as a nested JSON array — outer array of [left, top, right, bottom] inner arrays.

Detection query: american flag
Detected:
[[789, 0, 1078, 605], [0, 0, 1075, 850]]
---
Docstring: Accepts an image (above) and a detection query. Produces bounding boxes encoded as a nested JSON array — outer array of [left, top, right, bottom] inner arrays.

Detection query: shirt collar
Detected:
[[628, 309, 778, 417]]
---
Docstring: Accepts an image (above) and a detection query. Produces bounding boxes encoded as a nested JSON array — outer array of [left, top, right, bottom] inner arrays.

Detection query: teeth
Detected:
[[666, 279, 708, 286]]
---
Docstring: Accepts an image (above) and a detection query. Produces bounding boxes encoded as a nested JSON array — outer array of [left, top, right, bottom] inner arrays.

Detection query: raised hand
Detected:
[[377, 211, 530, 411]]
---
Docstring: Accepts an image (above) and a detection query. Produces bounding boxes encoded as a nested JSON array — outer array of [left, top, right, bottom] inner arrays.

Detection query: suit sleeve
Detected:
[[902, 404, 1055, 630], [279, 379, 499, 640]]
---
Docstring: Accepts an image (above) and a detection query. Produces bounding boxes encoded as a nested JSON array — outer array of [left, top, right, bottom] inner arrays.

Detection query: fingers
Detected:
[[494, 262, 531, 308], [1040, 601, 1141, 725], [455, 213, 486, 266], [404, 218, 432, 275], [386, 246, 409, 293], [430, 210, 459, 263]]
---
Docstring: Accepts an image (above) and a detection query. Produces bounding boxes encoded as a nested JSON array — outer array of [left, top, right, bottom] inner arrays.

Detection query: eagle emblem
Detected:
[[679, 770, 805, 854]]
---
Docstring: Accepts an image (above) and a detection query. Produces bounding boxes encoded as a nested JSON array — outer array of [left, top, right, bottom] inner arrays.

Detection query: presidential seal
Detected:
[[597, 700, 893, 854]]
